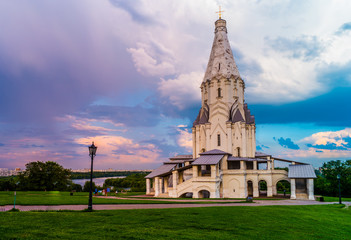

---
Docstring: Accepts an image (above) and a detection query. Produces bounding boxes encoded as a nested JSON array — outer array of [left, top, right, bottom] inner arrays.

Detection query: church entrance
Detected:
[[259, 180, 267, 196], [247, 181, 253, 197]]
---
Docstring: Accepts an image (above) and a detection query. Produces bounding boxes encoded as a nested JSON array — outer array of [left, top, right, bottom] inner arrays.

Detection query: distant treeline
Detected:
[[104, 173, 147, 192], [71, 171, 151, 180]]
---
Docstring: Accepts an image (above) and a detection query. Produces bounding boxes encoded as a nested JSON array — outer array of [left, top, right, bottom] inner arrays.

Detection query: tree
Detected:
[[315, 160, 351, 197], [83, 181, 97, 192], [18, 161, 72, 191]]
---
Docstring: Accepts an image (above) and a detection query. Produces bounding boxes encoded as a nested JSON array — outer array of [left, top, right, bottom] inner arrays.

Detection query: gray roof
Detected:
[[164, 160, 186, 164], [228, 156, 268, 162], [192, 154, 224, 165], [200, 149, 229, 155], [288, 164, 316, 179], [145, 164, 176, 179], [169, 154, 193, 160], [255, 152, 271, 157]]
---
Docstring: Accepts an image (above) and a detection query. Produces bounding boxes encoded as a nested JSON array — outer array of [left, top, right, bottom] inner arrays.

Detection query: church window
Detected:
[[217, 134, 221, 146], [228, 161, 240, 169], [237, 147, 241, 157], [218, 88, 222, 97]]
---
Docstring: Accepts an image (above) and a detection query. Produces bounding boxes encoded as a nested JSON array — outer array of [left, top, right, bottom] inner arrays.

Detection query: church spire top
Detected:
[[203, 18, 240, 82], [216, 6, 224, 19]]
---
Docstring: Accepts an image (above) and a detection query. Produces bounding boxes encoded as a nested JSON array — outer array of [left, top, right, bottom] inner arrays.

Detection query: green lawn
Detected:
[[319, 196, 351, 202], [0, 191, 246, 205], [1, 205, 350, 239]]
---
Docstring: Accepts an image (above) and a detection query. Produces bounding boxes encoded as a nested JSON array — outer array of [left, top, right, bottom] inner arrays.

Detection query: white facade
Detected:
[[146, 18, 316, 200]]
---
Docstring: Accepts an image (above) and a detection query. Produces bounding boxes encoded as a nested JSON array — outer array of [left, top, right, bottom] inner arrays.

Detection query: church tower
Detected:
[[192, 18, 256, 158]]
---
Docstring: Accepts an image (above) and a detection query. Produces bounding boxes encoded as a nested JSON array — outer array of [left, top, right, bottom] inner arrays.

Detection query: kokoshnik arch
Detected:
[[146, 17, 316, 200]]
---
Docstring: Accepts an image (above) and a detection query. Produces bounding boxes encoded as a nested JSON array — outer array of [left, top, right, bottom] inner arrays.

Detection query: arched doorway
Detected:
[[276, 180, 290, 198], [198, 190, 210, 198], [179, 192, 193, 198], [247, 181, 253, 197], [259, 180, 267, 196]]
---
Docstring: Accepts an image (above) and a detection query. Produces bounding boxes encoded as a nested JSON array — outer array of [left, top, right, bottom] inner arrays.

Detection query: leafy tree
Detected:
[[70, 183, 83, 192], [0, 176, 19, 191], [83, 181, 97, 192], [18, 161, 72, 191], [315, 160, 351, 197]]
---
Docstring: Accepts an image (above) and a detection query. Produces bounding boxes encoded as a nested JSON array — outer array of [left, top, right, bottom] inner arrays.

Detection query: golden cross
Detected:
[[216, 6, 224, 19]]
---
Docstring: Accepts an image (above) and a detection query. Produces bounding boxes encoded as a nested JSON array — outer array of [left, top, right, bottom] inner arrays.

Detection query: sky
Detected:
[[0, 0, 351, 170]]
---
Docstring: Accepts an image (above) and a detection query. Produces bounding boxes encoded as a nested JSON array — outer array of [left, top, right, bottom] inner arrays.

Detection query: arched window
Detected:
[[217, 134, 221, 146], [237, 147, 241, 157], [218, 88, 222, 97]]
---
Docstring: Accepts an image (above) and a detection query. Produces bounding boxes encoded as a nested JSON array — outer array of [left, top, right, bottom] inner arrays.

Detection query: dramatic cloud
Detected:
[[265, 35, 324, 61], [75, 135, 162, 169], [127, 41, 177, 77], [158, 72, 203, 109], [1, 0, 351, 170], [176, 126, 193, 152], [301, 128, 351, 151]]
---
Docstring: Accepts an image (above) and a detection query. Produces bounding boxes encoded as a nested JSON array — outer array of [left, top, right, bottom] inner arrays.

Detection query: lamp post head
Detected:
[[337, 174, 341, 180], [89, 142, 97, 156]]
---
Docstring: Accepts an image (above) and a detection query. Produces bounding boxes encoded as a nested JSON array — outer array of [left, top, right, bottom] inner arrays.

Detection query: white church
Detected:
[[146, 17, 316, 200]]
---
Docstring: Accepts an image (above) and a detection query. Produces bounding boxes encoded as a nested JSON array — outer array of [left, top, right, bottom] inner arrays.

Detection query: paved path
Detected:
[[2, 200, 346, 212]]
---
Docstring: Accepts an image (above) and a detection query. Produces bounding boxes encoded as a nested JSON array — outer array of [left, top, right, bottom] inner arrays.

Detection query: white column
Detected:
[[154, 177, 160, 197], [226, 122, 232, 154], [206, 124, 211, 151], [193, 165, 198, 178], [172, 171, 178, 197], [307, 179, 315, 200], [240, 160, 246, 170], [241, 124, 247, 157], [290, 179, 296, 199], [196, 127, 200, 157], [160, 178, 163, 193], [267, 160, 271, 170], [211, 165, 217, 179], [192, 128, 196, 159], [267, 179, 273, 197], [146, 179, 151, 194], [253, 180, 259, 198], [253, 161, 257, 170]]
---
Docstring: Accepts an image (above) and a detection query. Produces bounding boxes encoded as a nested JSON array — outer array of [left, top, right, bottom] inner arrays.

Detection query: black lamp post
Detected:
[[337, 174, 341, 204], [88, 142, 97, 211]]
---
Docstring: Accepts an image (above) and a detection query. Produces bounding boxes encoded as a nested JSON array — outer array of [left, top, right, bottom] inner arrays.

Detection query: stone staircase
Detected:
[[175, 179, 194, 197]]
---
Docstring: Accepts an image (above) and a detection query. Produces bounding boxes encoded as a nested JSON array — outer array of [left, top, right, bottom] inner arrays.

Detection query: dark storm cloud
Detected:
[[0, 1, 149, 124], [265, 35, 323, 61], [250, 87, 351, 127], [275, 137, 300, 150]]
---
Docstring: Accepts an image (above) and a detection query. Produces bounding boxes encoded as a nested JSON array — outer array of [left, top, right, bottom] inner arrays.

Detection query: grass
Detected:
[[318, 196, 351, 202], [0, 205, 350, 239], [0, 191, 247, 205]]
